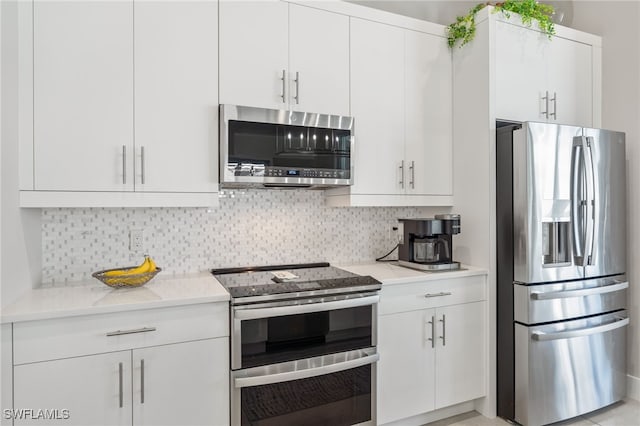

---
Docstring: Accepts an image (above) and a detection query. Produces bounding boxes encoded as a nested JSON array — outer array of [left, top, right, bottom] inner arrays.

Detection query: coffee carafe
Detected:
[[398, 214, 460, 271]]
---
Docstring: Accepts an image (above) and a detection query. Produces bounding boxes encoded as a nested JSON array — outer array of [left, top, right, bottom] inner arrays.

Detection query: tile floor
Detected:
[[427, 399, 640, 426]]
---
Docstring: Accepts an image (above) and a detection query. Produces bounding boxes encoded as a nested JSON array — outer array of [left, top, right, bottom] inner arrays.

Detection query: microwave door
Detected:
[[582, 128, 626, 278]]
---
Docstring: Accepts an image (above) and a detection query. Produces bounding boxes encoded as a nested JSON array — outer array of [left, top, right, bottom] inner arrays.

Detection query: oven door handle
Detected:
[[234, 352, 380, 388], [234, 295, 380, 320]]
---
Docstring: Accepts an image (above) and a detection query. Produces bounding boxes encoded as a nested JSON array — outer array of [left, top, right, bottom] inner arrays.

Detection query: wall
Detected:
[[41, 193, 441, 284], [571, 0, 640, 399], [346, 0, 477, 24]]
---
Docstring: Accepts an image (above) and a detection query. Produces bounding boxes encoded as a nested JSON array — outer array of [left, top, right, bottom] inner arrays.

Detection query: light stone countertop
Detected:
[[338, 262, 488, 285], [1, 272, 230, 324]]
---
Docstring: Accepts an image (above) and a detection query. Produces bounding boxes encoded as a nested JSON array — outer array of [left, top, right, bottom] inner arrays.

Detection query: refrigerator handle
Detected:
[[532, 317, 628, 341], [570, 139, 586, 265], [584, 136, 596, 265]]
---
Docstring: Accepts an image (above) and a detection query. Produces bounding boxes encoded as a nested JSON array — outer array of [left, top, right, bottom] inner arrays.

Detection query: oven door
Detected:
[[232, 348, 378, 426], [231, 294, 378, 370]]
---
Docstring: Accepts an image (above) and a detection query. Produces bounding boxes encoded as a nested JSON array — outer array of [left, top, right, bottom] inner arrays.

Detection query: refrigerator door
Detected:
[[513, 274, 627, 324], [515, 311, 628, 426], [513, 122, 584, 284], [582, 128, 626, 278]]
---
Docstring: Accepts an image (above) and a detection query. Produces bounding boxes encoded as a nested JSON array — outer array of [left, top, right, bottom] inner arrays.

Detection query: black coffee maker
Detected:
[[398, 214, 461, 271]]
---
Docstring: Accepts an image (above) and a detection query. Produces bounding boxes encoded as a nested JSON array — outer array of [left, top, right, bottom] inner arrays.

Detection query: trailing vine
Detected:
[[447, 0, 555, 49]]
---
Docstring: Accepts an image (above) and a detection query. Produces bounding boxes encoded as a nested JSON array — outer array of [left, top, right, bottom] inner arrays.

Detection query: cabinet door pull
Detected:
[[427, 316, 435, 348], [550, 91, 557, 120], [122, 145, 127, 185], [141, 359, 145, 404], [106, 326, 157, 337], [439, 314, 446, 346], [118, 362, 123, 408], [140, 146, 146, 185], [280, 69, 286, 103], [541, 91, 549, 119], [424, 292, 452, 298], [409, 160, 415, 189], [294, 71, 300, 104], [399, 161, 405, 189]]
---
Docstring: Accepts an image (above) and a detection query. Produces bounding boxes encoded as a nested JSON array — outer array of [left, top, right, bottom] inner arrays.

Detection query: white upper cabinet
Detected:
[[21, 1, 219, 207], [349, 17, 405, 197], [219, 1, 288, 111], [134, 1, 218, 193], [219, 1, 349, 116], [495, 20, 593, 127], [288, 4, 350, 116], [405, 29, 453, 196], [326, 17, 453, 206], [33, 1, 134, 192]]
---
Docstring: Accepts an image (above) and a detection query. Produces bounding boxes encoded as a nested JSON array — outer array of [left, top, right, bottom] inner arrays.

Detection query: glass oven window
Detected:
[[240, 364, 371, 426], [240, 305, 373, 368]]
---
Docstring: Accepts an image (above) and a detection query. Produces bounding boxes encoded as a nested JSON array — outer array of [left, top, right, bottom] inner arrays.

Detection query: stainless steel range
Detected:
[[212, 262, 382, 426]]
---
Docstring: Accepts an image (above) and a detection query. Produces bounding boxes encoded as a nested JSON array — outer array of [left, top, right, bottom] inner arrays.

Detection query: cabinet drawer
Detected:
[[379, 275, 486, 315], [14, 303, 228, 365]]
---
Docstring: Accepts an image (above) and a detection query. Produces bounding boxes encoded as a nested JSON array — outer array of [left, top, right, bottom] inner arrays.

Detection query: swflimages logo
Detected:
[[3, 408, 70, 420]]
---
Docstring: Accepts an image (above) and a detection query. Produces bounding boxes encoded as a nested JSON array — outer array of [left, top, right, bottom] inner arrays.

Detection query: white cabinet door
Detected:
[[133, 339, 229, 426], [547, 36, 592, 127], [404, 30, 452, 196], [435, 301, 486, 409], [33, 1, 134, 191], [134, 1, 218, 193], [14, 352, 132, 426], [288, 4, 349, 116], [495, 21, 548, 123], [350, 18, 404, 195], [377, 310, 435, 424], [219, 1, 288, 110]]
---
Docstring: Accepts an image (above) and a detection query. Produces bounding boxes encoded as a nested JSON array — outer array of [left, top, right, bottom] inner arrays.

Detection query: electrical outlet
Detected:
[[389, 222, 404, 244], [129, 229, 144, 252]]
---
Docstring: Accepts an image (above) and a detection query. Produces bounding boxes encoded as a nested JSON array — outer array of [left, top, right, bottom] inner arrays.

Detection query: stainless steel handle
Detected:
[[118, 362, 123, 408], [399, 161, 405, 188], [584, 136, 596, 265], [570, 139, 586, 264], [140, 359, 145, 404], [280, 70, 286, 103], [550, 91, 557, 119], [541, 91, 549, 119], [234, 352, 379, 388], [439, 314, 446, 346], [140, 146, 146, 185], [106, 326, 157, 337], [531, 281, 628, 300], [293, 71, 300, 104], [532, 317, 629, 341], [427, 316, 435, 348], [424, 292, 452, 298], [409, 161, 415, 189], [234, 295, 379, 321], [122, 145, 127, 184]]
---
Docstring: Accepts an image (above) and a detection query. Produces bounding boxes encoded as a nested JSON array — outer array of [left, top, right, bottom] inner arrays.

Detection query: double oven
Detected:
[[213, 263, 381, 426]]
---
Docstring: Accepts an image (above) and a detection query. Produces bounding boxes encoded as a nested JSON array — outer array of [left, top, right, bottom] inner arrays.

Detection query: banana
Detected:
[[147, 256, 157, 272], [104, 256, 151, 276]]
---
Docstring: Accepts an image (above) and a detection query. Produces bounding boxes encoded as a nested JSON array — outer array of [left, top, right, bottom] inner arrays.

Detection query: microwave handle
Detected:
[[234, 295, 379, 321], [234, 351, 379, 388]]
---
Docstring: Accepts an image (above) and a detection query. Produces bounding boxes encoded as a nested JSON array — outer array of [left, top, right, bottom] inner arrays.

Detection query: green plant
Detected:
[[447, 0, 556, 49]]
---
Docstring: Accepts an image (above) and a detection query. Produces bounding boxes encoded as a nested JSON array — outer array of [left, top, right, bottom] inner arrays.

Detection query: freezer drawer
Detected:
[[515, 311, 628, 426], [514, 275, 627, 324]]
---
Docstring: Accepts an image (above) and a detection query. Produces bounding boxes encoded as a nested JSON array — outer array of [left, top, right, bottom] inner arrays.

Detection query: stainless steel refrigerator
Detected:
[[496, 122, 629, 426]]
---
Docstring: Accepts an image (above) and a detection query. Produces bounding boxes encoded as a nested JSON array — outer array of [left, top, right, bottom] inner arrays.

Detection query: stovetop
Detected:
[[211, 262, 381, 303]]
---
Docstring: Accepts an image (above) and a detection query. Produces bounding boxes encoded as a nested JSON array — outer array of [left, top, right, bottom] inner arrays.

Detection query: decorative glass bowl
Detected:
[[92, 267, 161, 288]]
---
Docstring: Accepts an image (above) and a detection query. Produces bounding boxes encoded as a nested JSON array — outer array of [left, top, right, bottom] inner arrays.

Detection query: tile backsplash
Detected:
[[42, 190, 443, 285]]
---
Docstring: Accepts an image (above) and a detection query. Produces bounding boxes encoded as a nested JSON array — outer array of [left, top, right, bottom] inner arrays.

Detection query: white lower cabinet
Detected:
[[12, 304, 230, 426], [377, 276, 486, 424]]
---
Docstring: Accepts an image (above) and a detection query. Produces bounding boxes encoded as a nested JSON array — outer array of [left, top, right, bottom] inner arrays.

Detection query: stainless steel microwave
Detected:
[[219, 104, 354, 189]]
